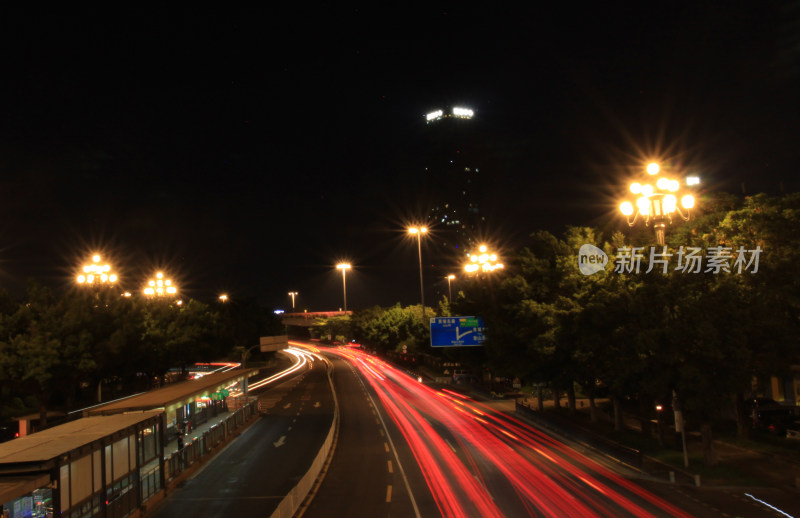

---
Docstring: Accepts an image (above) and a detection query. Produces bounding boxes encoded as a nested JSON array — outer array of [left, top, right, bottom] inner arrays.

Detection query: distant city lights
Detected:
[[452, 107, 474, 118]]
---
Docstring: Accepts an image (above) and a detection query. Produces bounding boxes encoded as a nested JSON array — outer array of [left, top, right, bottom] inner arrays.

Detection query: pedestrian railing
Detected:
[[140, 465, 162, 501], [165, 400, 258, 482]]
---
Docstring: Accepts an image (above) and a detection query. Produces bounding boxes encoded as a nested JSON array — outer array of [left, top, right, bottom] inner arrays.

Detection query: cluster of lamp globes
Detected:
[[464, 245, 504, 273], [76, 255, 118, 285], [76, 254, 178, 297], [619, 163, 698, 219]]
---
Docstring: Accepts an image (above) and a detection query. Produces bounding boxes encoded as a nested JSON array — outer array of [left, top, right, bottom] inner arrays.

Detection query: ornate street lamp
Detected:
[[76, 254, 118, 285], [619, 162, 698, 246], [464, 245, 504, 274], [143, 272, 178, 297]]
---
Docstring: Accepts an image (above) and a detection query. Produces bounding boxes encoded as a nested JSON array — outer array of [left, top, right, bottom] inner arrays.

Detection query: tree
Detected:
[[0, 282, 63, 426]]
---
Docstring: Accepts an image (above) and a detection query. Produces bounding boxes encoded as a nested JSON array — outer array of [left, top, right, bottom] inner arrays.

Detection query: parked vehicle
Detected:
[[749, 398, 799, 436]]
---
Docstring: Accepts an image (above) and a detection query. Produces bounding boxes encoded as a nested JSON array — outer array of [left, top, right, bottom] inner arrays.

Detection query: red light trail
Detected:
[[324, 347, 694, 518]]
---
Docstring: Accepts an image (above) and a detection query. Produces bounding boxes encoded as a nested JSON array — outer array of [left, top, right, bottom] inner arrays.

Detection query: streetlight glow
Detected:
[[464, 245, 504, 274], [408, 226, 429, 320], [144, 271, 178, 297], [288, 291, 298, 310], [620, 162, 699, 245], [620, 201, 634, 216], [336, 264, 351, 311], [77, 254, 118, 286]]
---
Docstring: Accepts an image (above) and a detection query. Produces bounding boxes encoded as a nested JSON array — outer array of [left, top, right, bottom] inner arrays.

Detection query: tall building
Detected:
[[419, 106, 487, 266]]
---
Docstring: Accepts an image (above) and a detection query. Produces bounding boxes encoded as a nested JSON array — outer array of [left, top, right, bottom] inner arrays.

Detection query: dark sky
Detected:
[[1, 5, 798, 310]]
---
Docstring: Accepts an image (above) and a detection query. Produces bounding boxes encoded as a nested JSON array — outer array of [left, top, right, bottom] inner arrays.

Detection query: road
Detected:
[[306, 346, 714, 518], [301, 353, 424, 517], [149, 347, 334, 517]]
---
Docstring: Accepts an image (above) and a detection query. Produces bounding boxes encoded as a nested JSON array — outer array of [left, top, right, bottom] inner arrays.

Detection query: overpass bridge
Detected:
[[281, 311, 352, 327]]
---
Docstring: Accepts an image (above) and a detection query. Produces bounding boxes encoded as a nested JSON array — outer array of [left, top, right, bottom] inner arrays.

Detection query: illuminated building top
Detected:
[[425, 107, 474, 124]]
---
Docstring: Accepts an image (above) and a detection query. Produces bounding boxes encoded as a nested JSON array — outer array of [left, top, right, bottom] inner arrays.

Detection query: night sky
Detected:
[[1, 5, 798, 310]]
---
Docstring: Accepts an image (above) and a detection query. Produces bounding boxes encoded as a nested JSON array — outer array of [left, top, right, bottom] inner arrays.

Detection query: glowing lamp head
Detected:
[[663, 194, 677, 213], [77, 275, 86, 284], [447, 274, 455, 280], [92, 254, 101, 263], [630, 183, 642, 194], [336, 263, 351, 271], [686, 176, 700, 186], [681, 194, 695, 209], [668, 180, 680, 192], [656, 178, 669, 190], [641, 184, 654, 197], [637, 197, 651, 216], [647, 163, 660, 175], [620, 201, 634, 216]]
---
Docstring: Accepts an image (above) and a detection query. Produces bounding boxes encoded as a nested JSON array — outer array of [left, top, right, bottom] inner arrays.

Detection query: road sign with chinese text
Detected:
[[430, 316, 486, 347]]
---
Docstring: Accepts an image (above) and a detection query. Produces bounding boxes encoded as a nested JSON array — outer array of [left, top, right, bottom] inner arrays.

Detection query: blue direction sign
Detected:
[[430, 316, 487, 347]]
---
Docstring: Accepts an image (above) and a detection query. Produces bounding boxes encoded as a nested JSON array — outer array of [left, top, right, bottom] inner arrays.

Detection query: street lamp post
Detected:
[[76, 253, 118, 403], [446, 274, 455, 301], [408, 227, 428, 322], [619, 162, 698, 468], [288, 291, 298, 310], [336, 264, 351, 311], [619, 162, 697, 246]]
